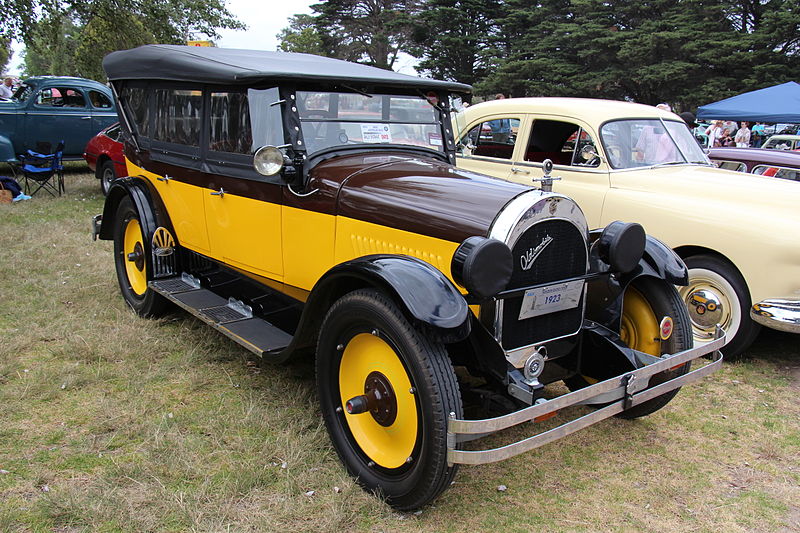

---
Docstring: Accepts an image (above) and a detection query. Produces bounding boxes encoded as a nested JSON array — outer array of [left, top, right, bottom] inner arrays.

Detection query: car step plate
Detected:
[[150, 278, 292, 356]]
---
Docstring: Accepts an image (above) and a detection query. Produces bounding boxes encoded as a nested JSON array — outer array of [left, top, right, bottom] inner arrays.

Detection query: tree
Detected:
[[277, 14, 324, 55], [473, 0, 800, 109], [311, 0, 421, 69], [407, 0, 505, 86]]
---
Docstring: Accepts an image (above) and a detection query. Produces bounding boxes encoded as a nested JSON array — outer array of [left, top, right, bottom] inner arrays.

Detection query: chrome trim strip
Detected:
[[456, 155, 514, 165], [512, 160, 607, 174], [446, 327, 725, 465], [750, 299, 800, 334]]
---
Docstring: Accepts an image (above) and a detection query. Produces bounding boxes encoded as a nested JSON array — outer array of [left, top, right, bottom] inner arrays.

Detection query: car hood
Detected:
[[614, 164, 800, 215], [311, 151, 531, 243]]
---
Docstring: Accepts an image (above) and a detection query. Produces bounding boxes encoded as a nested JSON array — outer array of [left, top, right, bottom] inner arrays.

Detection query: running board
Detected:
[[150, 276, 292, 357]]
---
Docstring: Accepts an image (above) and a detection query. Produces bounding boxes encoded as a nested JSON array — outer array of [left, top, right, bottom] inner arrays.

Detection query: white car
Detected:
[[454, 97, 800, 357]]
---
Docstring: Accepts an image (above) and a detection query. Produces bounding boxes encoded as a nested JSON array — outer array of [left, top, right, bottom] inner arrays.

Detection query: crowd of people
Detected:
[[702, 120, 762, 148]]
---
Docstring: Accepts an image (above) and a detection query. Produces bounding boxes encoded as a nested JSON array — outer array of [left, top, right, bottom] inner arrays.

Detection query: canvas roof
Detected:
[[696, 81, 800, 123], [103, 45, 472, 94]]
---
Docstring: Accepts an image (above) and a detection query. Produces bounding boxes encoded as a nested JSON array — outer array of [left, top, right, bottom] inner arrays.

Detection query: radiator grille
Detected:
[[500, 219, 587, 350]]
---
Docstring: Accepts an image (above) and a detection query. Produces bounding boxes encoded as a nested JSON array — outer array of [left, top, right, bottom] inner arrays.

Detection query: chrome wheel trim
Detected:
[[679, 267, 741, 346]]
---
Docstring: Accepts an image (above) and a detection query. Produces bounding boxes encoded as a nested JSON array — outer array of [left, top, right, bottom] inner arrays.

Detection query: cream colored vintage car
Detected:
[[454, 98, 800, 357]]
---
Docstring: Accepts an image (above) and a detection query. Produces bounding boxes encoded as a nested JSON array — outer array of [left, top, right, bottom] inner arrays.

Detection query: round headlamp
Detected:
[[451, 237, 513, 299], [596, 221, 646, 273], [253, 145, 285, 176]]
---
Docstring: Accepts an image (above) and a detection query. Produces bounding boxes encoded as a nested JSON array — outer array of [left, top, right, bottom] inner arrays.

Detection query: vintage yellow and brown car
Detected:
[[92, 46, 723, 509]]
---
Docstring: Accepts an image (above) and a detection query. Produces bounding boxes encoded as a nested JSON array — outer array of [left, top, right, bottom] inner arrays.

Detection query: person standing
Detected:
[[735, 122, 751, 147], [705, 121, 723, 147], [0, 77, 14, 98]]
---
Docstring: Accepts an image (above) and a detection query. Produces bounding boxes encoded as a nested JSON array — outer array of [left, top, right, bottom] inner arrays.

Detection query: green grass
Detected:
[[1, 168, 799, 532]]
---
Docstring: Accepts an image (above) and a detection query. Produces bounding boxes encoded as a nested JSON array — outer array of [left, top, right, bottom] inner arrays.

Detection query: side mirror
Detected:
[[253, 146, 285, 176]]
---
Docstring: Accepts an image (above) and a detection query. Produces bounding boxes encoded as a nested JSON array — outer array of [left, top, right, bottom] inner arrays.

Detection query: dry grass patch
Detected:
[[1, 169, 798, 532]]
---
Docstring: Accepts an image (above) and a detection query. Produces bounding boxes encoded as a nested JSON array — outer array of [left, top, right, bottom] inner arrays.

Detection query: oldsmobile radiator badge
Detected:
[[520, 235, 553, 271]]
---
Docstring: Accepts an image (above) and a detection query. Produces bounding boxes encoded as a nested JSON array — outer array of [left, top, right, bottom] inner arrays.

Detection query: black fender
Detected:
[[290, 255, 471, 352], [586, 233, 688, 330], [97, 176, 175, 242]]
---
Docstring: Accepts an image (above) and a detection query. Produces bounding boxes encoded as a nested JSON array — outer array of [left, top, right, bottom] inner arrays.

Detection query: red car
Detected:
[[83, 122, 126, 195]]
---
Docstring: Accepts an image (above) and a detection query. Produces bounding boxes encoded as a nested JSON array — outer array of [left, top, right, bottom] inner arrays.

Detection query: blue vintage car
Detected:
[[0, 76, 118, 162]]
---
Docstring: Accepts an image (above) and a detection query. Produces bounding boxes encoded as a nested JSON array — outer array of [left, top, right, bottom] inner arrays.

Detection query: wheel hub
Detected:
[[345, 371, 397, 427], [686, 288, 723, 328], [127, 242, 145, 271]]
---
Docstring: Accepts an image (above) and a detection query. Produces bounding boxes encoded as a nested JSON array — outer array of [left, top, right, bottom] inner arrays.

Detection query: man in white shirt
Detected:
[[0, 78, 15, 98]]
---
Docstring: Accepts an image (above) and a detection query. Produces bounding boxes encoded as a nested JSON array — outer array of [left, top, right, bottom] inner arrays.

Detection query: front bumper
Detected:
[[751, 299, 800, 334], [446, 327, 725, 465]]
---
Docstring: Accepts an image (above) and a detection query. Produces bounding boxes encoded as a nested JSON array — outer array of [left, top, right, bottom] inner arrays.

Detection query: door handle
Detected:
[[210, 188, 226, 197], [81, 116, 91, 120], [511, 167, 530, 174]]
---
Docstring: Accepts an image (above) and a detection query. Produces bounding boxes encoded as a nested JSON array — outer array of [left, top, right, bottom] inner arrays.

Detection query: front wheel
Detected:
[[316, 289, 462, 510], [566, 277, 692, 419], [678, 254, 760, 359], [113, 196, 168, 317]]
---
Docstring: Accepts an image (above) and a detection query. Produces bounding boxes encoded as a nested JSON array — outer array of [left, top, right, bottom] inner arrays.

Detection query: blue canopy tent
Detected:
[[696, 81, 800, 123]]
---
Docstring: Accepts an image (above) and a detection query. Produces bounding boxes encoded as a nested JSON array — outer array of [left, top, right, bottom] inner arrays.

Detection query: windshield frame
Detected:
[[293, 89, 454, 163], [599, 117, 711, 170]]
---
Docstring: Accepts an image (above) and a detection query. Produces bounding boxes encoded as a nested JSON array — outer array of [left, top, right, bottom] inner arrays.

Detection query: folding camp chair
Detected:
[[22, 140, 65, 197]]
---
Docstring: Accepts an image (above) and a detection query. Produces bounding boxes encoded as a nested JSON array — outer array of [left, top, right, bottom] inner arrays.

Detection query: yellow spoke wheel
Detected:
[[123, 218, 147, 296], [339, 333, 417, 469], [316, 289, 462, 510], [113, 196, 168, 317]]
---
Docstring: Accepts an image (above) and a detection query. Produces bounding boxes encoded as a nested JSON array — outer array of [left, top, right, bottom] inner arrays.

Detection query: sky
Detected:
[[8, 0, 418, 75]]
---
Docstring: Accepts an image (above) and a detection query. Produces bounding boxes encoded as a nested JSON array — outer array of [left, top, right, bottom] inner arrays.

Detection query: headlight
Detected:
[[451, 237, 513, 298]]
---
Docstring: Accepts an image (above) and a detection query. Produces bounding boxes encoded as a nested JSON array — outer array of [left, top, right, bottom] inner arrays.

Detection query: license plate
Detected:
[[518, 280, 585, 320]]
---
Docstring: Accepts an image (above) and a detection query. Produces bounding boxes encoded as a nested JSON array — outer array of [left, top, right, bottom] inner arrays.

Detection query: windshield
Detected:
[[296, 91, 443, 154], [600, 119, 709, 169]]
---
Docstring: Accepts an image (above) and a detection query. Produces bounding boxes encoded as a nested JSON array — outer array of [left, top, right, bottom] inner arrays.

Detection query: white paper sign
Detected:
[[361, 123, 393, 143]]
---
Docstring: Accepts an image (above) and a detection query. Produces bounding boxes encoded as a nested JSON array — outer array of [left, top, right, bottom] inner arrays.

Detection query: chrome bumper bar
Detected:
[[446, 327, 725, 466], [751, 299, 800, 334]]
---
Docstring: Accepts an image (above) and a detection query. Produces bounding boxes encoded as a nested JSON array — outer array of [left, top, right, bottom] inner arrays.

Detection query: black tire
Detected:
[[113, 196, 169, 317], [316, 289, 462, 510], [678, 254, 760, 359], [99, 159, 116, 196], [566, 276, 692, 419]]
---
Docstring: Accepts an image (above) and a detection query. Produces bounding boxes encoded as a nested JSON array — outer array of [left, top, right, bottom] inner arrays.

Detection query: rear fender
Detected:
[[0, 135, 17, 162]]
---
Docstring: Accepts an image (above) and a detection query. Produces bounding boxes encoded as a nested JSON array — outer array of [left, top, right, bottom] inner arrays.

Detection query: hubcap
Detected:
[[338, 333, 417, 469], [686, 288, 723, 328], [678, 268, 737, 342]]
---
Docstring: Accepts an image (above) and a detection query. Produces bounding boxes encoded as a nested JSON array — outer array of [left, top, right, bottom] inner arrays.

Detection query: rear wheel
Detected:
[[99, 160, 116, 196], [316, 289, 462, 510], [566, 277, 692, 418], [678, 254, 759, 359], [113, 196, 168, 317]]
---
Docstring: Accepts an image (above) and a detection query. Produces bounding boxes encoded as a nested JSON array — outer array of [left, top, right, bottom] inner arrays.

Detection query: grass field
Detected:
[[1, 169, 798, 532]]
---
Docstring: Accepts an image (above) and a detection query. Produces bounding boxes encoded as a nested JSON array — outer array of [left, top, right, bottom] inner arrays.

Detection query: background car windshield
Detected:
[[296, 91, 442, 154], [600, 119, 708, 169]]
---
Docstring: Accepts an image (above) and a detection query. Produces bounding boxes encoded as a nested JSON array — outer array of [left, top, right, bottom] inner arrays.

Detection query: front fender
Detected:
[[292, 255, 471, 351], [0, 135, 17, 162], [586, 233, 688, 329]]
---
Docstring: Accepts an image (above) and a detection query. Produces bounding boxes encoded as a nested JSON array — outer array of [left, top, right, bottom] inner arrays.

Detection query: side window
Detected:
[[525, 119, 599, 167], [209, 87, 283, 155], [121, 87, 150, 137], [458, 118, 520, 160], [753, 165, 800, 181], [105, 124, 122, 142], [89, 90, 112, 109], [153, 89, 202, 146], [36, 87, 87, 108], [714, 160, 746, 172]]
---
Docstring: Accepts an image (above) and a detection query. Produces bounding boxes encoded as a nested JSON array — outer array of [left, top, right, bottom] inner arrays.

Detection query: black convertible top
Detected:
[[103, 45, 472, 94]]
